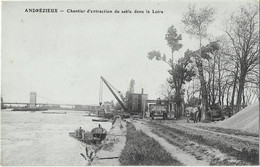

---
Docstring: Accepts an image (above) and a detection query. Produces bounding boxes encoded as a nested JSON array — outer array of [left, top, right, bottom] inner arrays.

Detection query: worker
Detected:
[[79, 127, 82, 139], [98, 124, 102, 128]]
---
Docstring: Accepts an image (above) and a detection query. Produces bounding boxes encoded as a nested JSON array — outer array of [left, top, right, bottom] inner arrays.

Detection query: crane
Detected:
[[99, 76, 128, 112]]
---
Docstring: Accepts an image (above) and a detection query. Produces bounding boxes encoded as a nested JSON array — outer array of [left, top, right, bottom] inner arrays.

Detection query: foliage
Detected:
[[119, 122, 181, 166], [168, 50, 196, 104], [125, 79, 135, 111], [158, 81, 173, 100], [165, 25, 183, 55], [186, 96, 201, 107], [128, 79, 135, 93], [182, 4, 216, 120], [147, 25, 183, 65], [147, 26, 195, 118], [182, 4, 215, 39]]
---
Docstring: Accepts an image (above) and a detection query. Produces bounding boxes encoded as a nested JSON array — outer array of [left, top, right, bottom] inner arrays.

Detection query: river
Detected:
[[1, 109, 112, 166]]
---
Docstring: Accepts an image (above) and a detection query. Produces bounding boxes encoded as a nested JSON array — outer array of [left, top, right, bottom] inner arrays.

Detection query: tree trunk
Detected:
[[196, 60, 208, 120], [217, 54, 221, 105], [236, 71, 246, 113], [226, 84, 232, 108], [195, 36, 208, 120], [231, 69, 238, 114], [225, 90, 229, 108]]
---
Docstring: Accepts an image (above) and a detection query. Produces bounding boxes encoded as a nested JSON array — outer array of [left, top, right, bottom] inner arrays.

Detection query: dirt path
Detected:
[[159, 121, 259, 153], [176, 122, 259, 144], [132, 119, 257, 165], [131, 120, 209, 166]]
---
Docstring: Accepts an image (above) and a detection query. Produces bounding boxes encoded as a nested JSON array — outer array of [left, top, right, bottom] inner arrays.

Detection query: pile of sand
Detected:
[[217, 101, 259, 134]]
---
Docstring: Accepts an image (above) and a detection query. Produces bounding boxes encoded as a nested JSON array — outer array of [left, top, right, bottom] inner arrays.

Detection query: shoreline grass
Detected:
[[119, 122, 182, 166]]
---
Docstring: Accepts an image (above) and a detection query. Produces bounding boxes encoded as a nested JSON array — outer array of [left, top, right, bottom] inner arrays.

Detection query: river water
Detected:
[[1, 109, 112, 166]]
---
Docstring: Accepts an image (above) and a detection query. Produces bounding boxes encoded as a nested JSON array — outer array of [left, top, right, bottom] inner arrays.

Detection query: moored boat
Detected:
[[69, 126, 107, 144], [91, 127, 107, 141], [42, 111, 55, 114], [92, 118, 110, 122], [55, 112, 66, 114], [83, 114, 97, 117]]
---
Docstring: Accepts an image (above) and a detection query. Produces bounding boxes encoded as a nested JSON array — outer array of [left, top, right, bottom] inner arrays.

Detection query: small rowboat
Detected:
[[83, 114, 97, 117], [92, 119, 110, 122], [55, 112, 66, 114], [42, 111, 55, 114]]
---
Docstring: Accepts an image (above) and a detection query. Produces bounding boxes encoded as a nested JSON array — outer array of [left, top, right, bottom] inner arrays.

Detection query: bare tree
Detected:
[[224, 4, 259, 113], [158, 81, 174, 100]]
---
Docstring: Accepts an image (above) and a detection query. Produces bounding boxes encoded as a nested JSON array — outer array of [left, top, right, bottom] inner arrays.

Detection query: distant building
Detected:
[[47, 104, 60, 110], [75, 105, 83, 111], [127, 89, 148, 115], [29, 92, 37, 109]]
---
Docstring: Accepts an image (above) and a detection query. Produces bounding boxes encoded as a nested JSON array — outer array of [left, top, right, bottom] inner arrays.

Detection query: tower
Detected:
[[29, 92, 37, 109]]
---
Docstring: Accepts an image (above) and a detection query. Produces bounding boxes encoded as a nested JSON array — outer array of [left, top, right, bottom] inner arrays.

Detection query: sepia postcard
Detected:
[[1, 0, 259, 166]]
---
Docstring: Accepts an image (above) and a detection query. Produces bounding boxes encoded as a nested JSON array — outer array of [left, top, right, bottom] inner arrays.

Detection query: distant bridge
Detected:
[[1, 102, 100, 110]]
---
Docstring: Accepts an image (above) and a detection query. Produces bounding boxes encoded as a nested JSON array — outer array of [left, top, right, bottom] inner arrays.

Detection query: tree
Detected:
[[148, 26, 182, 66], [165, 25, 183, 63], [167, 50, 196, 117], [186, 41, 220, 119], [224, 4, 259, 113], [129, 79, 135, 93], [148, 26, 195, 118], [158, 81, 173, 101], [126, 79, 135, 111], [182, 4, 216, 120]]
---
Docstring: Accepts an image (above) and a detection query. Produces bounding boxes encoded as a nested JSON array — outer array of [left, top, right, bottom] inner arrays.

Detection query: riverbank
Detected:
[[91, 116, 258, 166], [91, 117, 127, 166], [91, 117, 181, 166]]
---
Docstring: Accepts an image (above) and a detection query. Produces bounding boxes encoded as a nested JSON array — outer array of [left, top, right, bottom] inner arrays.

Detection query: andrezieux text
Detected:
[[25, 8, 58, 13]]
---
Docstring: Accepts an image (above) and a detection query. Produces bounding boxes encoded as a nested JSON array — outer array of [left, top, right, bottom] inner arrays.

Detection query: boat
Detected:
[[83, 114, 97, 117], [91, 127, 107, 141], [55, 112, 66, 114], [42, 111, 55, 114], [92, 118, 110, 122], [69, 127, 107, 144], [42, 111, 66, 114]]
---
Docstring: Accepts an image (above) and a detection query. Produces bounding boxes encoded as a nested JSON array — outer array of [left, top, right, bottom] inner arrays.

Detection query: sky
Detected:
[[1, 0, 254, 105]]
